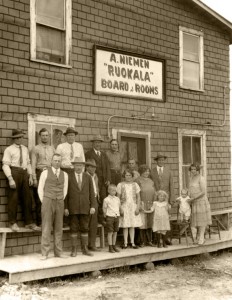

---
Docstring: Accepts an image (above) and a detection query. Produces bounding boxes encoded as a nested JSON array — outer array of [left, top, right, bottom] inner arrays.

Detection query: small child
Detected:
[[144, 190, 171, 248], [103, 184, 121, 253], [176, 189, 191, 223]]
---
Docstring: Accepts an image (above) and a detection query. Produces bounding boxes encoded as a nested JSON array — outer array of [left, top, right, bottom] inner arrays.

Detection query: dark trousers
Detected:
[[70, 214, 90, 234], [98, 176, 107, 224], [88, 205, 98, 247], [8, 168, 33, 225], [41, 197, 64, 256], [110, 169, 121, 186], [61, 168, 74, 227], [32, 169, 43, 226]]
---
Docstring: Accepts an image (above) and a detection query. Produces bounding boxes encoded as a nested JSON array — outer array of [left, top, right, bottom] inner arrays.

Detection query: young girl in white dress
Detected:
[[117, 169, 142, 249], [144, 190, 171, 248]]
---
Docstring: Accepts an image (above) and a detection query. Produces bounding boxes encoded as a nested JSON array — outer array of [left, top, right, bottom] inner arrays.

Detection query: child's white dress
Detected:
[[177, 196, 191, 218], [117, 182, 142, 228], [150, 201, 170, 232]]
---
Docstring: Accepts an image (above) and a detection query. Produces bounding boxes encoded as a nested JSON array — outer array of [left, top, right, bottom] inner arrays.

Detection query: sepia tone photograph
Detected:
[[0, 0, 232, 299]]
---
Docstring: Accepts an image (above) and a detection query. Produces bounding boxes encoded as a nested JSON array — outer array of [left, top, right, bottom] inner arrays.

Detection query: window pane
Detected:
[[183, 33, 199, 61], [183, 60, 200, 89], [192, 137, 201, 164], [182, 136, 191, 164], [182, 166, 190, 190], [36, 0, 64, 29], [36, 25, 65, 64]]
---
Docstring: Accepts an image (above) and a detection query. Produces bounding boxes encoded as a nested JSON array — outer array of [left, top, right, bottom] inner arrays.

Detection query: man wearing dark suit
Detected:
[[65, 157, 96, 257], [150, 153, 175, 204], [151, 153, 175, 245], [85, 159, 100, 251], [85, 135, 110, 225]]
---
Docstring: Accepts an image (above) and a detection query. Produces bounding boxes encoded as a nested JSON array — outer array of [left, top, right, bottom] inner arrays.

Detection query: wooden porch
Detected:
[[0, 229, 232, 284]]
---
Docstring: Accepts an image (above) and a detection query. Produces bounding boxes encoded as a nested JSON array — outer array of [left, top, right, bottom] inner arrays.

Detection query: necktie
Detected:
[[55, 169, 59, 179], [44, 146, 47, 161], [19, 145, 23, 166], [97, 151, 100, 157], [70, 144, 74, 160], [77, 174, 82, 189], [158, 168, 162, 177]]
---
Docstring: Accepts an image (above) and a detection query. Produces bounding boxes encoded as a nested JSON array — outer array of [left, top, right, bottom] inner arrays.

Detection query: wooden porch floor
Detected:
[[1, 230, 232, 284]]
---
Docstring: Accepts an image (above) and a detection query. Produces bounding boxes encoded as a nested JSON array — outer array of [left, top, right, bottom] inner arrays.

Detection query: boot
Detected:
[[81, 234, 93, 256], [70, 234, 78, 257], [109, 245, 115, 253], [162, 234, 168, 248], [112, 245, 120, 252], [157, 233, 161, 248]]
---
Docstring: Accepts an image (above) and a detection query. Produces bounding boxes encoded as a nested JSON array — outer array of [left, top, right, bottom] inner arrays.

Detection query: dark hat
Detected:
[[64, 127, 78, 136], [10, 129, 24, 139], [85, 159, 97, 168], [154, 153, 167, 161], [90, 134, 104, 142], [71, 157, 86, 165]]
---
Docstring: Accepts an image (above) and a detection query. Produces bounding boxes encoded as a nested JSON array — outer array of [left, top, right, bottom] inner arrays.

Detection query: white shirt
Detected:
[[103, 195, 121, 217], [38, 167, 68, 202], [157, 166, 163, 174], [94, 149, 101, 156], [74, 172, 83, 183], [2, 143, 32, 177], [86, 171, 98, 197], [56, 142, 85, 168]]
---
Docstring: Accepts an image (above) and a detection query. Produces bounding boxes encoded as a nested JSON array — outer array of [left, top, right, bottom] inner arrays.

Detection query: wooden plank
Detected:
[[7, 236, 232, 284], [0, 233, 7, 259]]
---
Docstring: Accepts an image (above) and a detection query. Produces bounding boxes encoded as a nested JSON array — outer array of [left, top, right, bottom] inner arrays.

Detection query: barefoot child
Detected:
[[144, 190, 171, 248], [103, 184, 121, 253], [176, 189, 191, 223]]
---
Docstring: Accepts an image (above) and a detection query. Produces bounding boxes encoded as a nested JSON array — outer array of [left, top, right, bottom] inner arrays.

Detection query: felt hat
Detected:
[[71, 157, 86, 165], [64, 127, 78, 136], [85, 159, 97, 168], [90, 134, 104, 142], [10, 129, 24, 139], [154, 153, 167, 161]]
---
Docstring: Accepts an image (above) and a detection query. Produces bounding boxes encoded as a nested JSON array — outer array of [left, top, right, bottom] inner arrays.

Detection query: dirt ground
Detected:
[[1, 249, 232, 300]]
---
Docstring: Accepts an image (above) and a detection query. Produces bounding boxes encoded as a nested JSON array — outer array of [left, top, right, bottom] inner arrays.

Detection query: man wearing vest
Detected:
[[65, 157, 96, 257], [38, 153, 68, 260]]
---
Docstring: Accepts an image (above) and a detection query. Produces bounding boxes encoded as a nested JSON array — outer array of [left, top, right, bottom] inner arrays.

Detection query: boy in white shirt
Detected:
[[176, 189, 191, 223], [103, 184, 121, 253]]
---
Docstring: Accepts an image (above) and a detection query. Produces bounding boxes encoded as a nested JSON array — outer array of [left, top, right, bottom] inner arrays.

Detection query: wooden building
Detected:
[[0, 0, 232, 256]]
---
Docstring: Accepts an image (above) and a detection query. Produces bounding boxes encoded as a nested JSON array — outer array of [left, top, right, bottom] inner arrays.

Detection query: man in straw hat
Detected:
[[56, 127, 85, 174], [85, 159, 100, 251], [85, 134, 110, 226], [2, 129, 40, 232], [65, 157, 96, 257], [38, 153, 68, 259]]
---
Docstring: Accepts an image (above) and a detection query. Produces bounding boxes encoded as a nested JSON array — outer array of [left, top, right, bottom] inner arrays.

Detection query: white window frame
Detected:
[[179, 26, 204, 91], [178, 128, 207, 193], [30, 0, 72, 67], [27, 113, 75, 151]]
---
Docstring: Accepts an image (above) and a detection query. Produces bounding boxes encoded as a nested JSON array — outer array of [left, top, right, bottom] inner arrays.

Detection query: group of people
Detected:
[[2, 127, 212, 260]]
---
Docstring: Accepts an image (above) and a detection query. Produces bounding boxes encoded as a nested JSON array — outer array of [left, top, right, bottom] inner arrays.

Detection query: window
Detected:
[[28, 113, 75, 150], [178, 129, 206, 191], [30, 0, 72, 66], [179, 27, 204, 91]]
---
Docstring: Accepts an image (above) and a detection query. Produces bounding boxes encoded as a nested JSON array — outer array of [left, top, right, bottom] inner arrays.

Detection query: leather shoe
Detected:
[[40, 255, 48, 260], [55, 254, 68, 258], [10, 223, 20, 232], [25, 223, 41, 231], [88, 246, 100, 251]]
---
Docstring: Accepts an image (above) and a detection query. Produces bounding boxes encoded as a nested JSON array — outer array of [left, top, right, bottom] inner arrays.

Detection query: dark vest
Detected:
[[44, 167, 65, 200]]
